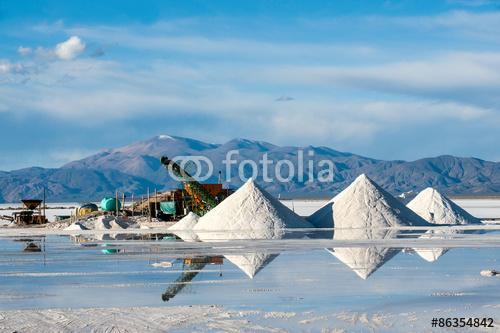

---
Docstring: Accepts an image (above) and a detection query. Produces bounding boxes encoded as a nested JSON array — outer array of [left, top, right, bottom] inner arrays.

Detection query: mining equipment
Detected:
[[12, 199, 47, 225], [160, 156, 233, 217]]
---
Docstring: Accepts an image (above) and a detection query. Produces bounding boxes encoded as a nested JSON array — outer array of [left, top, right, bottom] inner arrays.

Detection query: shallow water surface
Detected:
[[0, 229, 499, 331]]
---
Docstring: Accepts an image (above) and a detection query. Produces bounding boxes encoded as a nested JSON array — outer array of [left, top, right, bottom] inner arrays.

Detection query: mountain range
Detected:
[[0, 135, 499, 203]]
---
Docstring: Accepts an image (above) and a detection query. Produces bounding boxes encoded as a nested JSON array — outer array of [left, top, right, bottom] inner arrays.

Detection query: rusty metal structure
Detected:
[[13, 199, 47, 225]]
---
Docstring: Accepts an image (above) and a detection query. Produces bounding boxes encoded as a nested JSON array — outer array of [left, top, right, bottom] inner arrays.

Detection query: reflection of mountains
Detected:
[[327, 227, 401, 280]]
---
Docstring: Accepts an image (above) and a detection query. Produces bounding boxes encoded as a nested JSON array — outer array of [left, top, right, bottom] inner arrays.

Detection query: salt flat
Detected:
[[0, 198, 499, 332], [0, 229, 499, 332]]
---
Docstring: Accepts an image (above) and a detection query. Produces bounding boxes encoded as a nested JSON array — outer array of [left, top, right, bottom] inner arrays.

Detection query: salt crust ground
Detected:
[[1, 304, 498, 333]]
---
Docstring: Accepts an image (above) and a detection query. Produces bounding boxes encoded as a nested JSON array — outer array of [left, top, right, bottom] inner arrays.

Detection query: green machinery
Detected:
[[159, 156, 228, 300], [160, 156, 219, 216], [100, 197, 121, 212]]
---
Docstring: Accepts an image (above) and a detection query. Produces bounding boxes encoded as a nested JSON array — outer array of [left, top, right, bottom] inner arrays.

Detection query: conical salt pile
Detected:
[[170, 212, 200, 230], [408, 188, 481, 262], [168, 212, 200, 242], [193, 178, 313, 240], [333, 174, 430, 229], [64, 222, 88, 231], [193, 178, 311, 278], [322, 174, 427, 278], [407, 187, 481, 225]]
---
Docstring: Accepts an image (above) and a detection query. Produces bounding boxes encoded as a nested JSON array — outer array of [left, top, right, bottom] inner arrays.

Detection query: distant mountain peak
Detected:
[[157, 134, 176, 140]]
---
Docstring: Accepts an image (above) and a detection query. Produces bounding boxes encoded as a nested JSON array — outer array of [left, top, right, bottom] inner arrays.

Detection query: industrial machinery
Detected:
[[160, 156, 232, 216], [100, 197, 121, 213], [76, 203, 99, 217], [12, 199, 47, 225]]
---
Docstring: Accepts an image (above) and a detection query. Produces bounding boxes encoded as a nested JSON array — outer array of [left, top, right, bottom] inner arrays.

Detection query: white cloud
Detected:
[[0, 61, 11, 74], [54, 36, 86, 60], [0, 60, 25, 75], [0, 56, 493, 149], [223, 51, 500, 111], [17, 46, 32, 56]]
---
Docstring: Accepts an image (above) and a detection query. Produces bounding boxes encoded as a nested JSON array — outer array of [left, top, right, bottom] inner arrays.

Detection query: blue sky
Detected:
[[1, 0, 500, 170]]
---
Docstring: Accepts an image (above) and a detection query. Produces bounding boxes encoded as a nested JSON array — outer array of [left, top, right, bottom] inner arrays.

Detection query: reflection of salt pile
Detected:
[[319, 174, 429, 279], [194, 178, 313, 278], [407, 188, 481, 225], [408, 187, 481, 262], [327, 229, 399, 279], [168, 212, 200, 242], [413, 229, 449, 262], [227, 252, 278, 279]]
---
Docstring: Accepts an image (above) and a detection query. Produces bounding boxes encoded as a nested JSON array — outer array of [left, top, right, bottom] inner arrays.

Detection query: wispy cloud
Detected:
[[17, 46, 32, 56], [1, 54, 493, 150], [65, 26, 377, 59], [2, 8, 500, 163]]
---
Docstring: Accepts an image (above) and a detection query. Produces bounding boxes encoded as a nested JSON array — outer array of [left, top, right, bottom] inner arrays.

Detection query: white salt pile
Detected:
[[310, 174, 429, 230], [333, 174, 430, 228], [408, 188, 481, 262], [168, 212, 200, 242], [94, 215, 114, 230], [64, 222, 88, 231], [193, 178, 311, 278], [94, 216, 128, 230], [314, 174, 428, 279], [407, 187, 481, 225], [169, 212, 199, 230], [193, 178, 313, 240]]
